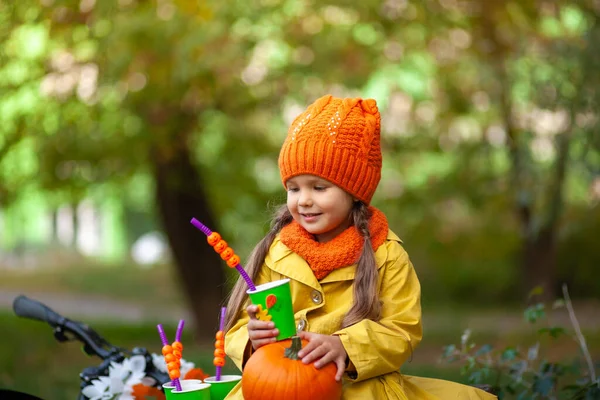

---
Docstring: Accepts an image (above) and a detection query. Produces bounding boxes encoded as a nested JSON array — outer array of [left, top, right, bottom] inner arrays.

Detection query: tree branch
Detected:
[[562, 284, 596, 383]]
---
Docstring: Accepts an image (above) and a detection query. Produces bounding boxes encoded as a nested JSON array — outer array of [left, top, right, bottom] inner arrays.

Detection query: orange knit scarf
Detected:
[[279, 207, 389, 280]]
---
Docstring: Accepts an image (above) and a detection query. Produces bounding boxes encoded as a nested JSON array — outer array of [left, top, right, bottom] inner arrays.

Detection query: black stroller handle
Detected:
[[13, 295, 64, 326], [13, 295, 117, 360], [13, 294, 170, 399]]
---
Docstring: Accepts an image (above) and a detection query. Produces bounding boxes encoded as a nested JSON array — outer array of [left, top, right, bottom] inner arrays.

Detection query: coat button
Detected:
[[311, 290, 323, 305], [297, 318, 307, 332]]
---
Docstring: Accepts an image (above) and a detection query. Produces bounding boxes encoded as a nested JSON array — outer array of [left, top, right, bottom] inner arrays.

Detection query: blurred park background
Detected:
[[1, 0, 600, 398]]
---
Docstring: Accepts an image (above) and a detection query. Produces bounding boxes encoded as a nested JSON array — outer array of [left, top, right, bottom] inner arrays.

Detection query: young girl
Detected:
[[223, 95, 496, 399]]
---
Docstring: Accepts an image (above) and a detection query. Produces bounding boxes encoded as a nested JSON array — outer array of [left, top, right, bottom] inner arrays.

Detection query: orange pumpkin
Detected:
[[242, 336, 342, 400]]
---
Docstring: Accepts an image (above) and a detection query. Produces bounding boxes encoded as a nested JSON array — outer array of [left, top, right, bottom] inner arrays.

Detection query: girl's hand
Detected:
[[246, 304, 279, 350], [297, 331, 347, 381]]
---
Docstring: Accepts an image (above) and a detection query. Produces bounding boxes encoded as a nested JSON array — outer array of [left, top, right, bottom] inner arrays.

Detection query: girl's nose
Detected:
[[298, 191, 313, 207]]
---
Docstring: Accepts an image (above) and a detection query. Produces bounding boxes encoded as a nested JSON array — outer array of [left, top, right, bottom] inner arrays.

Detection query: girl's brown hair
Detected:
[[223, 202, 381, 332]]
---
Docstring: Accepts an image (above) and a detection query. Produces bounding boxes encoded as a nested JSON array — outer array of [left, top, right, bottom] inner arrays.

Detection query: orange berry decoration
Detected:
[[162, 343, 181, 382], [213, 330, 226, 368], [207, 232, 221, 246], [213, 357, 226, 367], [169, 369, 180, 380], [191, 219, 256, 290], [214, 239, 228, 253], [220, 247, 234, 260], [172, 341, 183, 352], [162, 345, 173, 356], [226, 255, 240, 267], [158, 321, 187, 391], [214, 348, 226, 358], [205, 230, 241, 269]]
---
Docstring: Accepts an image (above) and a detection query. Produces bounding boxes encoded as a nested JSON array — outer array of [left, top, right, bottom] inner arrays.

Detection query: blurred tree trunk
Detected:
[[528, 129, 571, 298], [482, 5, 572, 300], [151, 140, 224, 341], [500, 75, 568, 300], [499, 76, 572, 300], [522, 228, 557, 299], [71, 202, 79, 250]]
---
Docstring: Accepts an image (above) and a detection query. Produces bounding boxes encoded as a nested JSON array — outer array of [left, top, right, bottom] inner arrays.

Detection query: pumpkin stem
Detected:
[[284, 336, 303, 360]]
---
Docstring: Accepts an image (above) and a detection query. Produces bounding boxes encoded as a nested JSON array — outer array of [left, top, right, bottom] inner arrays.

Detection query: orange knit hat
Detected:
[[278, 94, 382, 205]]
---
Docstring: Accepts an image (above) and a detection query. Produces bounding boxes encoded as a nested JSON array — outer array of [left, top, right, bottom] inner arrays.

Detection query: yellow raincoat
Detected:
[[225, 231, 496, 399]]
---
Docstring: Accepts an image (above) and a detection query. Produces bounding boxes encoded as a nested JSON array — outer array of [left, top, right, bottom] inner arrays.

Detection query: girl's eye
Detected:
[[314, 186, 326, 191], [287, 187, 299, 192]]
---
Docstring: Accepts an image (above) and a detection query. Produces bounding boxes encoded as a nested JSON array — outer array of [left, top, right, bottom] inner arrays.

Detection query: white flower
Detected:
[[83, 355, 149, 399], [82, 354, 196, 399], [108, 361, 126, 394], [152, 353, 168, 373], [81, 376, 113, 399], [126, 355, 148, 375]]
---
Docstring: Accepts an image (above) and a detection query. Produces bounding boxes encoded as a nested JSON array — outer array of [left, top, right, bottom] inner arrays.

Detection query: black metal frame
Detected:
[[12, 295, 170, 399]]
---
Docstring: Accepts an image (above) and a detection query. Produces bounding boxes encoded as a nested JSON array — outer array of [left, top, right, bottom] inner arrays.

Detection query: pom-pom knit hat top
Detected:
[[278, 94, 382, 205]]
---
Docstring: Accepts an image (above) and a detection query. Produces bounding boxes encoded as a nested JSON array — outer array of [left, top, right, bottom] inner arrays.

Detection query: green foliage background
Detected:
[[1, 0, 599, 337], [2, 3, 600, 398]]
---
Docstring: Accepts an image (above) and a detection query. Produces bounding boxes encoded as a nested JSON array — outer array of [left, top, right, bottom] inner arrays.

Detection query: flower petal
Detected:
[[127, 371, 145, 386], [128, 355, 146, 373], [141, 376, 157, 386], [110, 375, 124, 393], [97, 376, 112, 387], [82, 385, 102, 398], [152, 353, 168, 373]]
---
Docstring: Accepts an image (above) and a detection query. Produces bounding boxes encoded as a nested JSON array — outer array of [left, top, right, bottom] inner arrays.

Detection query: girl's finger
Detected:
[[301, 344, 329, 364], [296, 331, 318, 358], [248, 320, 275, 330], [334, 357, 346, 381], [246, 305, 258, 319], [248, 321, 275, 331], [248, 328, 279, 341], [253, 337, 277, 350], [298, 331, 314, 341], [313, 351, 335, 368], [296, 337, 320, 358]]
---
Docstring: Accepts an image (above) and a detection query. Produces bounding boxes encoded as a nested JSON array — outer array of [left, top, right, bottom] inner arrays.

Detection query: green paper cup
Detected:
[[165, 382, 211, 400], [163, 380, 205, 398], [204, 375, 242, 400], [247, 279, 296, 341]]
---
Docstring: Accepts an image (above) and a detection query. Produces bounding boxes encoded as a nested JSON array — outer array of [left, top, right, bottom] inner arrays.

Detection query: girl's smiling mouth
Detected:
[[301, 213, 322, 222]]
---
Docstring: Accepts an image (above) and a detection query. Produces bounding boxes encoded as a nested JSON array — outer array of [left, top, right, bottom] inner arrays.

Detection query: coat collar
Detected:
[[264, 230, 402, 289]]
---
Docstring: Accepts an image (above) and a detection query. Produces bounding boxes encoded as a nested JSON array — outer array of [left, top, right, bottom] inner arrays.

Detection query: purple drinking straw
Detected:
[[157, 324, 182, 392], [157, 324, 169, 347], [175, 319, 185, 342], [215, 307, 227, 381], [190, 218, 256, 291]]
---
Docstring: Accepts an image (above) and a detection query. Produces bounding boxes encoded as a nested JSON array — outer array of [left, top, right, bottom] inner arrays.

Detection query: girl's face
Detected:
[[286, 174, 355, 243]]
